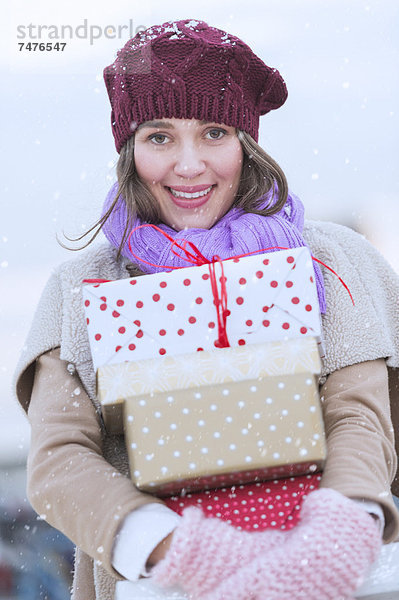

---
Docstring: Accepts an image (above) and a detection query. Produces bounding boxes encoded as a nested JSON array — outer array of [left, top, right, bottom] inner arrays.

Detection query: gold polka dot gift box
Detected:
[[97, 336, 321, 434], [123, 370, 326, 496]]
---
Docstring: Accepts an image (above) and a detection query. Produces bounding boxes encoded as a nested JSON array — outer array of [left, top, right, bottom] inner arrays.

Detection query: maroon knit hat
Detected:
[[103, 19, 288, 153]]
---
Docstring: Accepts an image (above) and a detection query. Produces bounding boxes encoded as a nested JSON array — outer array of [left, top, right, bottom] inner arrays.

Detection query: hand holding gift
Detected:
[[152, 489, 382, 600], [151, 501, 285, 597]]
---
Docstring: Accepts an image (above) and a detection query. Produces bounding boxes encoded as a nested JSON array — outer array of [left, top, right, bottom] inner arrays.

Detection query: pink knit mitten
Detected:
[[202, 488, 382, 600], [151, 505, 285, 597]]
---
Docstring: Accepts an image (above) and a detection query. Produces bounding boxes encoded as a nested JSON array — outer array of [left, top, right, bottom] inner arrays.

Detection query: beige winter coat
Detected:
[[14, 220, 399, 600]]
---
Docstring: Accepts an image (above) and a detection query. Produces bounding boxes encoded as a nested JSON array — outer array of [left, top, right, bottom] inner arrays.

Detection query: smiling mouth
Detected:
[[166, 185, 215, 208], [168, 185, 213, 199]]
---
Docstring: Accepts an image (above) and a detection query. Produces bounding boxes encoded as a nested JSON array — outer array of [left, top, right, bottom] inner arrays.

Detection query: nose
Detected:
[[173, 142, 206, 179]]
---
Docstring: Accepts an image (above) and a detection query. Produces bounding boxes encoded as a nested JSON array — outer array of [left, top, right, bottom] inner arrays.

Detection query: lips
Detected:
[[166, 185, 215, 209], [169, 184, 213, 195]]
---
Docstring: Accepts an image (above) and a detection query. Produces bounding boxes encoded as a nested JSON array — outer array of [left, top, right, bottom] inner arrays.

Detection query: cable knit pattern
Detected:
[[103, 20, 287, 152], [151, 505, 284, 596], [200, 489, 382, 600]]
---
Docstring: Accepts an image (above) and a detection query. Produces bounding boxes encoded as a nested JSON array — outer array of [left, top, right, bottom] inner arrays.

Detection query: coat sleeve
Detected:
[[26, 348, 165, 578], [304, 221, 399, 503], [319, 358, 399, 542]]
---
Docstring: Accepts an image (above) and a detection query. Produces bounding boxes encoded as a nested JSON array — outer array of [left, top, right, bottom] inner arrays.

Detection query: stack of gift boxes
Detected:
[[83, 247, 327, 526]]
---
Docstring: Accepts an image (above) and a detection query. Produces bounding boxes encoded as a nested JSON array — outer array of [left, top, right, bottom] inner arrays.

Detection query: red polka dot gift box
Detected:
[[82, 247, 323, 372], [164, 473, 322, 531]]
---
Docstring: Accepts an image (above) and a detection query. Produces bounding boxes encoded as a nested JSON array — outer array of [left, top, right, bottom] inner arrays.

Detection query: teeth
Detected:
[[169, 186, 213, 199]]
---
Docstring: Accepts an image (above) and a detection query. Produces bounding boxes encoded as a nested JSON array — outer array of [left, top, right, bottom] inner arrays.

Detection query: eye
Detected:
[[148, 133, 169, 145], [205, 128, 227, 140]]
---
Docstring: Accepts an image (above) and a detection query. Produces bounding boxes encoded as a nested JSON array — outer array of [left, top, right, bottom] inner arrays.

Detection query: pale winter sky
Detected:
[[1, 0, 398, 463]]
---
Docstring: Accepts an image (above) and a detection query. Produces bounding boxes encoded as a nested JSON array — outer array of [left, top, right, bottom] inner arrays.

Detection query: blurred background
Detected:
[[1, 0, 398, 596]]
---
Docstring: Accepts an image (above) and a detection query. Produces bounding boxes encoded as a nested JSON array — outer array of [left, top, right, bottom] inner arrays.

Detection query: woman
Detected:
[[14, 19, 399, 600]]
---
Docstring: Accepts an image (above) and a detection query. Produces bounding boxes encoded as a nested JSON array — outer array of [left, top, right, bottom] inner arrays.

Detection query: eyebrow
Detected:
[[137, 120, 174, 130], [137, 119, 218, 130]]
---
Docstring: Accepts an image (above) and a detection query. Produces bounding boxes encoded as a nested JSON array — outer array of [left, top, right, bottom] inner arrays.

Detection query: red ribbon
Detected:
[[127, 225, 355, 306], [208, 258, 230, 348], [83, 226, 354, 352], [128, 224, 210, 269], [82, 278, 111, 284], [127, 225, 235, 346], [125, 225, 355, 349]]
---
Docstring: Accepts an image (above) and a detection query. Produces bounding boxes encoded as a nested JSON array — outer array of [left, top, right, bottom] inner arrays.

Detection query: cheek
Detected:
[[216, 143, 243, 185], [134, 146, 167, 185]]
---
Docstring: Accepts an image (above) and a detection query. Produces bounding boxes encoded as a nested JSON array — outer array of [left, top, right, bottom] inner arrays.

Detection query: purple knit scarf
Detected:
[[102, 182, 326, 313]]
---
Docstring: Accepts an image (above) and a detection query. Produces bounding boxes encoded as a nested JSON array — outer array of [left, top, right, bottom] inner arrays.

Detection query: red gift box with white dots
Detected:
[[82, 247, 322, 371], [164, 473, 322, 531]]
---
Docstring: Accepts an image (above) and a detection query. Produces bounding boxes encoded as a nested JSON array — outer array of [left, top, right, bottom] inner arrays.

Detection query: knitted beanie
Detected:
[[103, 19, 288, 152]]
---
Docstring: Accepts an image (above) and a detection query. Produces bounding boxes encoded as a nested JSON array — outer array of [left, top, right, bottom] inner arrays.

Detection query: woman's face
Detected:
[[133, 118, 243, 231]]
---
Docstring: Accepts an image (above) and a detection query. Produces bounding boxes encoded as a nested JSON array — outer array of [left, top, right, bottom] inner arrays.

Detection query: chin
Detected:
[[182, 219, 216, 231], [166, 214, 219, 231]]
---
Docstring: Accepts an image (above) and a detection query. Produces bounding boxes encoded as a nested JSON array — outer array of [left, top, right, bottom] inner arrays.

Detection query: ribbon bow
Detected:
[[124, 224, 354, 349]]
